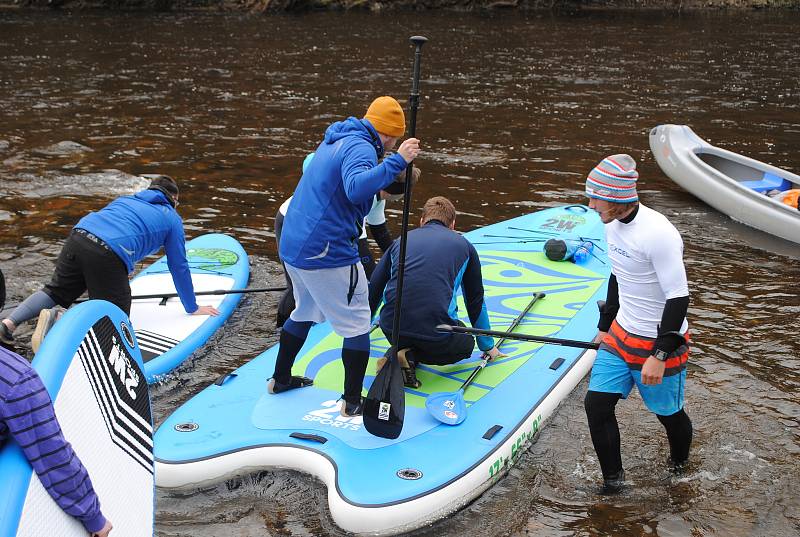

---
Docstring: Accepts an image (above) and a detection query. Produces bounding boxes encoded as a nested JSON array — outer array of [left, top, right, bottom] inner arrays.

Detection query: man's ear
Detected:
[[450, 218, 456, 230]]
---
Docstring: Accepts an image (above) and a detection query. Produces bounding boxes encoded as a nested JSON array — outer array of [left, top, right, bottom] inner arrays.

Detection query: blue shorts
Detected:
[[589, 349, 686, 416]]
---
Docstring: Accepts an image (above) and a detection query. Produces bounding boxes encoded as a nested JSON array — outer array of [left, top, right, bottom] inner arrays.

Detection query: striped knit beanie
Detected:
[[585, 154, 639, 203]]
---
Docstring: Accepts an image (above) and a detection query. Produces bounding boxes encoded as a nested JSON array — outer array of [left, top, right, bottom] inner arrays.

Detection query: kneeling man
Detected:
[[368, 196, 501, 388]]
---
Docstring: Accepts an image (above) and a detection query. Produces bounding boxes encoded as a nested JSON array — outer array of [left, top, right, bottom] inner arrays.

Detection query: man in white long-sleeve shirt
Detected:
[[583, 154, 693, 494]]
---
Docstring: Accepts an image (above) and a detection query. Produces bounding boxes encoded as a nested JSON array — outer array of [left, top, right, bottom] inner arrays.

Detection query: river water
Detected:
[[1, 9, 798, 537]]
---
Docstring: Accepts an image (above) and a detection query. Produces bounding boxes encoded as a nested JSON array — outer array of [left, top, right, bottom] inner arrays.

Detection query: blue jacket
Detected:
[[280, 118, 407, 269], [75, 190, 198, 313], [369, 220, 495, 351]]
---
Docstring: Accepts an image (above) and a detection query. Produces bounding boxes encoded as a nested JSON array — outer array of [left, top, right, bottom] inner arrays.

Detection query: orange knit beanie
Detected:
[[364, 96, 405, 138]]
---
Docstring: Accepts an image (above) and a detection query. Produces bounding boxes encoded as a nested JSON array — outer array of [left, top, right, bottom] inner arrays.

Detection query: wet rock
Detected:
[[3, 169, 149, 199], [0, 141, 9, 151], [204, 68, 232, 77], [2, 154, 26, 168], [32, 140, 93, 156]]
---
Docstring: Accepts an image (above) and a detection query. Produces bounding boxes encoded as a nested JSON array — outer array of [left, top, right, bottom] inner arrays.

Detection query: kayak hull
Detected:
[[649, 124, 800, 244]]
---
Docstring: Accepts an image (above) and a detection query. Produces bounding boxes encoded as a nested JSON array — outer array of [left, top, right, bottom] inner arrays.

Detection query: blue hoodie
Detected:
[[279, 117, 407, 269], [74, 190, 198, 313]]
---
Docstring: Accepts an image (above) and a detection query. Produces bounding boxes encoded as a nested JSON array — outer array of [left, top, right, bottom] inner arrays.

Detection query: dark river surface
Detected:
[[1, 9, 799, 537]]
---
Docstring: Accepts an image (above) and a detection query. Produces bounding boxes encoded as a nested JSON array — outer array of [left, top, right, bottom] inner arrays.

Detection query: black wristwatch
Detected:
[[653, 349, 669, 362]]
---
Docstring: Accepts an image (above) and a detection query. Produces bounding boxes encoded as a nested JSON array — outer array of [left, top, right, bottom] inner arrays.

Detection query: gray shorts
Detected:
[[285, 263, 370, 339]]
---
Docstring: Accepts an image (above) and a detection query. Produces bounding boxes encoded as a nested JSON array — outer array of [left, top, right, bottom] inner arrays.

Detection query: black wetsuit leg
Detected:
[[584, 390, 624, 479], [0, 267, 5, 311], [274, 211, 295, 328], [381, 320, 475, 366], [656, 409, 693, 465]]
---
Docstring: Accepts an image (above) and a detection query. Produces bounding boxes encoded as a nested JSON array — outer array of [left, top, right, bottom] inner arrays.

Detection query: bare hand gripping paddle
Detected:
[[363, 35, 427, 439]]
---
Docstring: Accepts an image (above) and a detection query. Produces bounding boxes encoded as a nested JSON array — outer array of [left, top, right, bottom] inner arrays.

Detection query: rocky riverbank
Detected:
[[2, 0, 799, 12]]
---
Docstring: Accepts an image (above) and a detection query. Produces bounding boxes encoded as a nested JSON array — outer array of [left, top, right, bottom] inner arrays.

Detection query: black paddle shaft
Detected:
[[389, 35, 427, 353], [132, 286, 286, 300], [363, 35, 427, 440], [74, 286, 286, 303], [459, 292, 545, 391], [437, 324, 600, 350]]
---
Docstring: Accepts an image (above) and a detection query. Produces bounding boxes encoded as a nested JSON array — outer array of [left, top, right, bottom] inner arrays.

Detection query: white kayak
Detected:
[[649, 124, 800, 245]]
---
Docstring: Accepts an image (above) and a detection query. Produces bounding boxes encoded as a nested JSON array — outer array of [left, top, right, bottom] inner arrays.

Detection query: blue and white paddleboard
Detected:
[[153, 205, 610, 535], [0, 300, 154, 537], [129, 233, 249, 383]]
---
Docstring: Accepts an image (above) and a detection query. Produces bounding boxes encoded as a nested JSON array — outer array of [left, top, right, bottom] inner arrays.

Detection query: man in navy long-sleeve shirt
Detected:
[[369, 196, 502, 388], [0, 346, 113, 536]]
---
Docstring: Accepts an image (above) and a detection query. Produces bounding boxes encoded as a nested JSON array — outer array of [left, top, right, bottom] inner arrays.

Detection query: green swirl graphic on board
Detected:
[[291, 250, 606, 409], [186, 248, 239, 271]]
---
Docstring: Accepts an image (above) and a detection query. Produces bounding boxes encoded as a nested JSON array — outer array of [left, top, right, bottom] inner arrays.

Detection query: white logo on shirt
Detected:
[[608, 243, 631, 258], [305, 242, 330, 260]]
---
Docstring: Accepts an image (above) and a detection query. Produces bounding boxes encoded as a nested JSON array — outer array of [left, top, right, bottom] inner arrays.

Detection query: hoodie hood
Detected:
[[135, 189, 173, 206], [324, 117, 384, 158]]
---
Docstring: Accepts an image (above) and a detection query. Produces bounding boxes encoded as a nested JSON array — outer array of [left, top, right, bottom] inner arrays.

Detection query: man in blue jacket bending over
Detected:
[[1, 175, 219, 346], [368, 196, 502, 388], [267, 96, 420, 417]]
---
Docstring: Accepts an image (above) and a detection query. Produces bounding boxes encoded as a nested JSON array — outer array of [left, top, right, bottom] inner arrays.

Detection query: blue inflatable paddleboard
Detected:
[[153, 205, 609, 535], [0, 300, 154, 537], [129, 233, 249, 382]]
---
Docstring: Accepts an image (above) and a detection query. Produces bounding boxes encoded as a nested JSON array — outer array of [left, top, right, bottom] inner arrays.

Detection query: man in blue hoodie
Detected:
[[0, 176, 218, 345], [267, 96, 421, 417]]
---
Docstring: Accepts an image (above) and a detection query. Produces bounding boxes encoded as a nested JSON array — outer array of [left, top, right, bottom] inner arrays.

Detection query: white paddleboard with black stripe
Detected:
[[129, 233, 249, 382], [0, 300, 154, 537]]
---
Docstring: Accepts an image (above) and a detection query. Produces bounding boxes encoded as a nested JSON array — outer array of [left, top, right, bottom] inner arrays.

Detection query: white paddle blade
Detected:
[[425, 389, 467, 426]]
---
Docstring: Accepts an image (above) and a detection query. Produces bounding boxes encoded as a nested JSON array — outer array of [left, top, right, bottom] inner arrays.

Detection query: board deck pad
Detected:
[[0, 301, 154, 537], [155, 205, 610, 534], [129, 233, 249, 381]]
